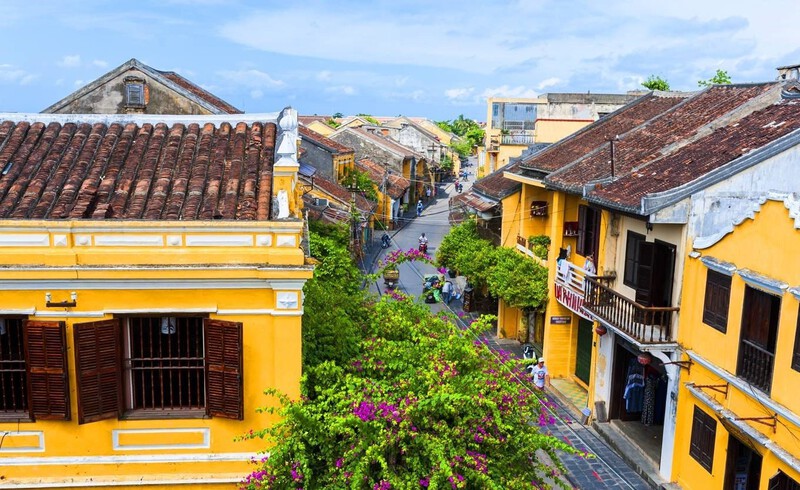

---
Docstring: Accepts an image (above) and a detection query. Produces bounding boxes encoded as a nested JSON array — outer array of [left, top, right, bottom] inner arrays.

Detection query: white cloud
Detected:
[[324, 85, 357, 96], [58, 55, 81, 68], [316, 70, 332, 81], [481, 85, 538, 99], [250, 89, 263, 99], [444, 87, 474, 101], [536, 78, 561, 91], [0, 64, 37, 85], [73, 79, 84, 87], [217, 69, 284, 89], [92, 59, 108, 68]]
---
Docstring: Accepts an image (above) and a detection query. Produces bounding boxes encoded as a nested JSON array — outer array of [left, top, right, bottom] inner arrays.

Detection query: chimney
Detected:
[[777, 64, 800, 81]]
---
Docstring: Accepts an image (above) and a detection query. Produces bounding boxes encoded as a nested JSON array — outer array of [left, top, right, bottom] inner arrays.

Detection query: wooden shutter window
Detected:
[[689, 405, 716, 473], [702, 270, 731, 333], [74, 319, 122, 424], [24, 320, 70, 420], [205, 319, 243, 420]]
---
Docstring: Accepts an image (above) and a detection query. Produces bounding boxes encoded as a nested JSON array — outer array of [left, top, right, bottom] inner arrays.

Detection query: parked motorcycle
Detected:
[[381, 233, 391, 249]]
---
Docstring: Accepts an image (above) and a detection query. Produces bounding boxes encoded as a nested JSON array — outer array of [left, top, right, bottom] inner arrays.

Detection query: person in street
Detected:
[[441, 280, 453, 304], [531, 358, 550, 390], [416, 199, 423, 217], [425, 186, 431, 201], [418, 232, 428, 253]]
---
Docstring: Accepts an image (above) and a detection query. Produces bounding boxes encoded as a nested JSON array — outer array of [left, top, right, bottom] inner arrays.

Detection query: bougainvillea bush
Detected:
[[243, 296, 576, 489]]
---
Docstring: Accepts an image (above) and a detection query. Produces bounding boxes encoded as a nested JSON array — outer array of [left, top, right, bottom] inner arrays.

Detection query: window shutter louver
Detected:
[[24, 321, 70, 420], [205, 319, 243, 420], [73, 319, 122, 424], [577, 205, 588, 255]]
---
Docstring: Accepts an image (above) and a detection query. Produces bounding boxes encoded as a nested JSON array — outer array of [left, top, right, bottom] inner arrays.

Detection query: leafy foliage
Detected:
[[698, 69, 732, 87], [488, 247, 549, 310], [326, 118, 341, 128], [437, 221, 549, 308], [357, 113, 381, 125], [244, 298, 576, 489], [341, 168, 379, 202], [439, 154, 454, 171], [642, 75, 670, 91], [528, 235, 551, 260], [437, 115, 484, 155], [302, 230, 368, 367]]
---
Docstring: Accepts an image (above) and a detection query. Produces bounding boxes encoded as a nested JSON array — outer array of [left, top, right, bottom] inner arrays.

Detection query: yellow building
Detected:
[[479, 93, 637, 176], [672, 195, 800, 489], [461, 79, 800, 485], [0, 110, 313, 488]]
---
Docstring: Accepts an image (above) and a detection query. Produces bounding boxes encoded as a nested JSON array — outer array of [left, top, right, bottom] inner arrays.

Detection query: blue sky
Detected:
[[1, 0, 799, 122]]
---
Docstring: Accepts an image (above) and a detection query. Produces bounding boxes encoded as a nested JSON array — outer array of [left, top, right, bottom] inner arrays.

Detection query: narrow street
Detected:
[[365, 158, 654, 489]]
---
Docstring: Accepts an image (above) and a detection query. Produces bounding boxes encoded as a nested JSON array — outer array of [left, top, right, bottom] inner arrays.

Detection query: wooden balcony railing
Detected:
[[584, 277, 679, 344], [737, 339, 774, 394]]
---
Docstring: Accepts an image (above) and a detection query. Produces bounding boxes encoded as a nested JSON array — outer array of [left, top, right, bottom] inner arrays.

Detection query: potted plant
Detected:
[[528, 235, 551, 260]]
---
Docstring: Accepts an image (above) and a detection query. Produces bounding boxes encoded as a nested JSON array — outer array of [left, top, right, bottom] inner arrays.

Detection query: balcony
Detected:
[[736, 339, 774, 393], [584, 276, 679, 344], [501, 134, 536, 145], [553, 260, 595, 321]]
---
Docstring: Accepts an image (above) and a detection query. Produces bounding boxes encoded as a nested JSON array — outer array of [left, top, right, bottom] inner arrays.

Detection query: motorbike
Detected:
[[418, 241, 428, 253]]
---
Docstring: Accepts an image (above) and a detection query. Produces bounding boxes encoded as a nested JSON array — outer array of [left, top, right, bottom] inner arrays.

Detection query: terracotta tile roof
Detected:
[[349, 127, 425, 160], [355, 158, 410, 200], [590, 95, 800, 211], [471, 161, 521, 201], [298, 125, 353, 154], [299, 115, 329, 125], [548, 85, 777, 187], [449, 191, 497, 213], [309, 172, 374, 214], [0, 116, 281, 220], [519, 92, 688, 173], [543, 83, 790, 212], [159, 71, 242, 114]]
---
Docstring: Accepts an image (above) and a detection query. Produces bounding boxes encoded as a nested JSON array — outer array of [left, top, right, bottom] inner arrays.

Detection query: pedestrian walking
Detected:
[[530, 358, 550, 390], [425, 186, 431, 201], [416, 199, 423, 217]]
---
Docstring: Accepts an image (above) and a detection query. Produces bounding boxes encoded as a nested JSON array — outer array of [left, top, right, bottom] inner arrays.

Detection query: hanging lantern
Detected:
[[637, 352, 653, 366], [595, 324, 607, 336]]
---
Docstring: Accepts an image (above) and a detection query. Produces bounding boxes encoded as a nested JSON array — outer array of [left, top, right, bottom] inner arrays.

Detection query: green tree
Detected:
[[244, 298, 576, 489], [487, 247, 549, 310], [302, 229, 368, 368], [341, 168, 379, 202], [357, 113, 381, 125], [698, 69, 732, 87], [642, 75, 670, 91], [332, 112, 344, 119]]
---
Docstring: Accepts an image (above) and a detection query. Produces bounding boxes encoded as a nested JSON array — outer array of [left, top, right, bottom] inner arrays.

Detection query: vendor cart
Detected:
[[383, 268, 400, 289]]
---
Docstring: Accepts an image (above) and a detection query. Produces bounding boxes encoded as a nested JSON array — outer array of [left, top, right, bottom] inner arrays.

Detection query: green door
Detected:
[[575, 318, 593, 384]]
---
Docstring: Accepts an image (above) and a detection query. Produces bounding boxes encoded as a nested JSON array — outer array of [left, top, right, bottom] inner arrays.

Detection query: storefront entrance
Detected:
[[575, 318, 592, 384], [724, 436, 762, 490], [608, 339, 668, 463]]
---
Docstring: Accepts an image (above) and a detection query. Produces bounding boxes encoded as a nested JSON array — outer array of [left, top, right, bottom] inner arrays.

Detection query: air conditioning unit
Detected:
[[313, 198, 329, 207]]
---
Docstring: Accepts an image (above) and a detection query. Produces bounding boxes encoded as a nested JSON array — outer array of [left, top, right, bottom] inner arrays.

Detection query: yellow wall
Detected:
[[672, 199, 800, 488], [535, 120, 592, 143], [0, 221, 312, 488], [306, 120, 335, 137]]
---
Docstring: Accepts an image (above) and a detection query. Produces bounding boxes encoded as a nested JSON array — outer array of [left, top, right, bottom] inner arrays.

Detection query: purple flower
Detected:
[[354, 401, 376, 422], [419, 477, 430, 487]]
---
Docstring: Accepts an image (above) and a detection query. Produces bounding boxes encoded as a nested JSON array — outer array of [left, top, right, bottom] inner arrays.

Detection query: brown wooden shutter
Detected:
[[73, 319, 122, 424], [205, 319, 243, 420], [24, 320, 70, 420], [577, 205, 588, 255]]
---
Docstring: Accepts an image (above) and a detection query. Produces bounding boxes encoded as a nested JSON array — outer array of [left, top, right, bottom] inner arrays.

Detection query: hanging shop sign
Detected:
[[550, 316, 571, 324], [554, 283, 594, 321]]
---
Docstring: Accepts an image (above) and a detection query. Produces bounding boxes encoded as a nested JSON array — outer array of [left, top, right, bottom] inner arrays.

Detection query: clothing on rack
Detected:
[[623, 360, 645, 413], [641, 374, 657, 425]]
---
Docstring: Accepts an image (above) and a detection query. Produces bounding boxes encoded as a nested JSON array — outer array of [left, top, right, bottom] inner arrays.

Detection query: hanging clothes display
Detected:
[[641, 374, 657, 425], [623, 359, 645, 413]]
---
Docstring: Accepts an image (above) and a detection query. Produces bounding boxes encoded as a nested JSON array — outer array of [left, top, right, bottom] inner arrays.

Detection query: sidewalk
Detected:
[[454, 305, 655, 490]]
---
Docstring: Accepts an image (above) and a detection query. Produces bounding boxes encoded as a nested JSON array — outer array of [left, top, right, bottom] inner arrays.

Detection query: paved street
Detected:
[[365, 158, 654, 489]]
